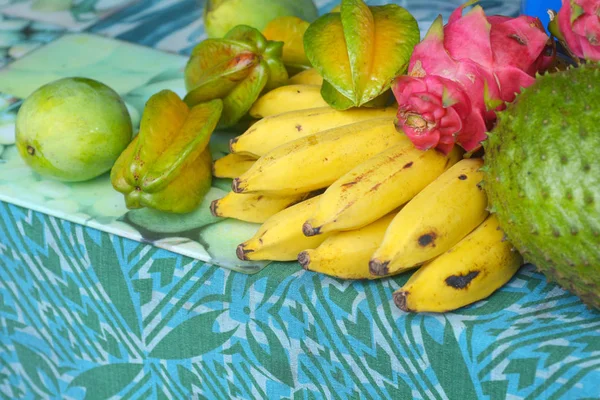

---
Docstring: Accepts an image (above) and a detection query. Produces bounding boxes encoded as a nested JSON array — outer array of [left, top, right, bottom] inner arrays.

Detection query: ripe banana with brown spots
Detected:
[[299, 212, 398, 279], [210, 191, 308, 223], [232, 118, 403, 196], [370, 158, 489, 276], [236, 195, 332, 261], [302, 143, 463, 236], [212, 153, 256, 178], [230, 106, 397, 157], [394, 214, 523, 313]]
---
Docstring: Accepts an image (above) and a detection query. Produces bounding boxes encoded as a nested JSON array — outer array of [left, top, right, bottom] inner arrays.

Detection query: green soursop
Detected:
[[483, 63, 600, 309]]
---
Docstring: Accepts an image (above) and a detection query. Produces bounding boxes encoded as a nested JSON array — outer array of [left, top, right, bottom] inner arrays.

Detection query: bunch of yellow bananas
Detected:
[[210, 70, 524, 313]]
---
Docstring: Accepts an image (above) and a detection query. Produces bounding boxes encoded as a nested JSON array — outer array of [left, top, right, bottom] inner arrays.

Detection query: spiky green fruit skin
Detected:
[[483, 63, 600, 309]]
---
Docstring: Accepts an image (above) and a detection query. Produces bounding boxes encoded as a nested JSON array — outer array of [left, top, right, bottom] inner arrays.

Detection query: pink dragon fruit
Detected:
[[554, 0, 600, 61], [393, 1, 555, 154]]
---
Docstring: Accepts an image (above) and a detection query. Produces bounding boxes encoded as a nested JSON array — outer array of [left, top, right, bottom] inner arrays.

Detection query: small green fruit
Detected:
[[484, 63, 600, 309], [203, 0, 318, 38], [16, 77, 132, 182]]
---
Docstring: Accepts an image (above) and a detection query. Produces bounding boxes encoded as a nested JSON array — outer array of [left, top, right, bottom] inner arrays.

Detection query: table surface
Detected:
[[1, 1, 599, 399]]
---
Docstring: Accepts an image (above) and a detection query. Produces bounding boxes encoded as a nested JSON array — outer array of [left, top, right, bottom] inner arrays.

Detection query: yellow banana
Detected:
[[232, 118, 404, 196], [299, 212, 398, 279], [210, 191, 308, 223], [212, 153, 257, 178], [230, 106, 397, 157], [288, 69, 324, 86], [303, 143, 463, 236], [249, 84, 328, 118], [237, 195, 332, 261], [393, 214, 523, 313], [370, 158, 489, 276]]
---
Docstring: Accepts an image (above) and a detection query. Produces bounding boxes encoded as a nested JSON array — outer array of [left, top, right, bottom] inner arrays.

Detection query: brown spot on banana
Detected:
[[403, 161, 413, 169], [341, 174, 368, 190], [418, 232, 437, 247], [458, 174, 467, 180], [370, 182, 381, 192], [295, 124, 302, 131], [445, 270, 480, 289]]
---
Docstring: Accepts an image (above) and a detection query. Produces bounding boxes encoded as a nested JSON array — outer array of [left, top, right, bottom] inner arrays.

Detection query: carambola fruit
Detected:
[[184, 25, 288, 127], [111, 90, 222, 214], [263, 16, 312, 70], [303, 0, 419, 110]]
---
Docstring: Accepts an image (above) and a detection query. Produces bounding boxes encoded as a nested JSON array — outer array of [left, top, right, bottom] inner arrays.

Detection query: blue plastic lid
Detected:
[[521, 0, 563, 32]]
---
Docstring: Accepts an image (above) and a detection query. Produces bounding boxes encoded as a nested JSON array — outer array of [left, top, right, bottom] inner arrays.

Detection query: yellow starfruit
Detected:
[[304, 0, 420, 110], [111, 90, 222, 214], [263, 16, 312, 70]]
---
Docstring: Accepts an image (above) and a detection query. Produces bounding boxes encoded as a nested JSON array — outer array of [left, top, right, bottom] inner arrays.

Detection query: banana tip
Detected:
[[302, 222, 320, 237], [231, 178, 244, 193], [236, 244, 253, 261], [369, 259, 389, 276], [229, 137, 238, 153], [209, 199, 220, 217], [393, 291, 411, 312], [298, 251, 310, 270]]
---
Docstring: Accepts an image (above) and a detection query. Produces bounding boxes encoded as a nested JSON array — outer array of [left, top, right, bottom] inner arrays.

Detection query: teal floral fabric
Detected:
[[1, 201, 599, 399], [1, 0, 600, 399]]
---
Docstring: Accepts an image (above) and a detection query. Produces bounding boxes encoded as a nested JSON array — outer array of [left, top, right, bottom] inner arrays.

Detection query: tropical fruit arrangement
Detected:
[[13, 0, 600, 313]]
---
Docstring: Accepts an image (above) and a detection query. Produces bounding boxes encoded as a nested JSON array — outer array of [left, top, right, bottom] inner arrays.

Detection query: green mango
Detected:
[[304, 0, 420, 110], [204, 0, 318, 39], [111, 90, 222, 214], [184, 25, 288, 127]]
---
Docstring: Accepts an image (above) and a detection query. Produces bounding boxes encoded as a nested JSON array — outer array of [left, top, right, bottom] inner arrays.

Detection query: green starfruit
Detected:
[[184, 25, 288, 127], [111, 90, 222, 214], [304, 0, 420, 110]]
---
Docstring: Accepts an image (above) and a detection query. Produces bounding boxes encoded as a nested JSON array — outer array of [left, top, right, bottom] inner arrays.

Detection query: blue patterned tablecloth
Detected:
[[1, 1, 599, 399]]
